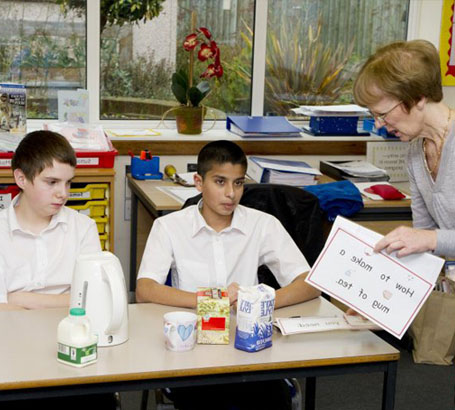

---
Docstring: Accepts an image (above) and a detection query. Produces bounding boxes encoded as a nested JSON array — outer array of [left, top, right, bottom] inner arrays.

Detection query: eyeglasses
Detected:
[[370, 101, 402, 124]]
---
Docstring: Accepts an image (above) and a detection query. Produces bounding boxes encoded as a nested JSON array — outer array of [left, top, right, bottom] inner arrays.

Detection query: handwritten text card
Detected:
[[306, 217, 444, 339]]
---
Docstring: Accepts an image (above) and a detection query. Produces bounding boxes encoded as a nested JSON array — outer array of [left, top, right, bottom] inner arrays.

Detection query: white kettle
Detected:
[[70, 251, 128, 347]]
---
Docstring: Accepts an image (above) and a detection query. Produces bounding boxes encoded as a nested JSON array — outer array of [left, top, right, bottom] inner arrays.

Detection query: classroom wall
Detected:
[[114, 0, 450, 288]]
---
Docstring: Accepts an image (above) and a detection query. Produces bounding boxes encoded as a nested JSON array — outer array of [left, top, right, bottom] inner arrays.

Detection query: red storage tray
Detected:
[[0, 184, 20, 210], [75, 137, 118, 168], [0, 152, 13, 169], [0, 143, 117, 169], [75, 149, 118, 168]]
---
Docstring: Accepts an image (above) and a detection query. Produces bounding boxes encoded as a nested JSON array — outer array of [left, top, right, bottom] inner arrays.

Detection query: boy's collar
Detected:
[[191, 199, 247, 236], [8, 194, 68, 235]]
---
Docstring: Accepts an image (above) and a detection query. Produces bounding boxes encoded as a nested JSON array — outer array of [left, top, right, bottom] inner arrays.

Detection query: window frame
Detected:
[[26, 0, 418, 130]]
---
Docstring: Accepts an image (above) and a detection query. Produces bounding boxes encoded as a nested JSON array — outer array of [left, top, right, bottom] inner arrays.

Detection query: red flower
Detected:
[[214, 63, 223, 78], [200, 64, 217, 79], [210, 40, 219, 57], [198, 43, 215, 61], [183, 33, 199, 51], [198, 27, 212, 39]]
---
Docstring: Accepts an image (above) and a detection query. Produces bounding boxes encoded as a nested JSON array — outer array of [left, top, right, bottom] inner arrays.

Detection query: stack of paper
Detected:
[[292, 104, 370, 117], [247, 156, 321, 186], [320, 160, 389, 182]]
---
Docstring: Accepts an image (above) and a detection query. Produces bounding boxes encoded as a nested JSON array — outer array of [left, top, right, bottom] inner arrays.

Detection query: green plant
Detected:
[[171, 26, 223, 107], [233, 20, 356, 115], [56, 0, 165, 32], [100, 39, 172, 100]]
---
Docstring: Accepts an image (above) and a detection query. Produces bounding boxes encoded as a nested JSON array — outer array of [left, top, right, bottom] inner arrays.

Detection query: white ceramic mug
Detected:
[[163, 311, 197, 352]]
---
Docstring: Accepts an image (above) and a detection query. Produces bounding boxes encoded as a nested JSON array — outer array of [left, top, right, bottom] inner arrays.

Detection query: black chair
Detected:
[[144, 183, 325, 410]]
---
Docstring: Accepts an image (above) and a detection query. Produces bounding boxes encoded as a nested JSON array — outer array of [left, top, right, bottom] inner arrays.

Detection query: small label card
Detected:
[[274, 314, 380, 336], [305, 217, 444, 339]]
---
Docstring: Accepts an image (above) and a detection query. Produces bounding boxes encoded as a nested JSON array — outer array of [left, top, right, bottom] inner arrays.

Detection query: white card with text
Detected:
[[305, 217, 444, 339]]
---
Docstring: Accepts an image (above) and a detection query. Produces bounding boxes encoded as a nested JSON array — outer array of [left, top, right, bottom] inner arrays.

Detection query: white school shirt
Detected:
[[137, 202, 310, 291], [0, 195, 101, 303]]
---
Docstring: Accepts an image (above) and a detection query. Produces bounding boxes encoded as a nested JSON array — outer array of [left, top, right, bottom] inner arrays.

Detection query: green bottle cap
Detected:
[[69, 307, 86, 316]]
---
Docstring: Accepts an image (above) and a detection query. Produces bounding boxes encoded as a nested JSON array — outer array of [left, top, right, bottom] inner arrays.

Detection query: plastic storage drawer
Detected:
[[67, 200, 109, 217], [94, 217, 109, 234], [69, 183, 109, 201], [99, 233, 109, 251]]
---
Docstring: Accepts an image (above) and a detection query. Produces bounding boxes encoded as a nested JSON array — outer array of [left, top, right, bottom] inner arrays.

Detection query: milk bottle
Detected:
[[57, 308, 98, 367]]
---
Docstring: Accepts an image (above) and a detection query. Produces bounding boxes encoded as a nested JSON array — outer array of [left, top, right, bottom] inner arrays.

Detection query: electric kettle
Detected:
[[70, 251, 129, 347]]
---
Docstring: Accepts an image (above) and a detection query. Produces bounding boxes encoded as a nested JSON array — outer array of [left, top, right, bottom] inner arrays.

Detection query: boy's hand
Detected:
[[227, 282, 240, 306]]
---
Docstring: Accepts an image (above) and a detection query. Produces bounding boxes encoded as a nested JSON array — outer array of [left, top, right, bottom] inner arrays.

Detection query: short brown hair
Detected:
[[12, 130, 77, 181], [353, 40, 443, 111]]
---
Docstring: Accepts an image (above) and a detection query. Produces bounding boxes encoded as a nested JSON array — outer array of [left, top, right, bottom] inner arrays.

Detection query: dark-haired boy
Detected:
[[136, 140, 319, 410], [136, 139, 319, 308], [0, 130, 101, 310]]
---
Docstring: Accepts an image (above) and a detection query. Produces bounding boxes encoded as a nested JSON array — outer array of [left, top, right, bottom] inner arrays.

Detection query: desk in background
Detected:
[[0, 297, 399, 410], [127, 176, 412, 291]]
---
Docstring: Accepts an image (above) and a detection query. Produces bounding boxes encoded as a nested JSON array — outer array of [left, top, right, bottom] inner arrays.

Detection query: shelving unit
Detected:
[[0, 168, 115, 251]]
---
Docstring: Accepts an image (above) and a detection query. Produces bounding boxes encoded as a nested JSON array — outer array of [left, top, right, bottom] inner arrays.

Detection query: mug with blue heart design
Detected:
[[163, 311, 197, 351]]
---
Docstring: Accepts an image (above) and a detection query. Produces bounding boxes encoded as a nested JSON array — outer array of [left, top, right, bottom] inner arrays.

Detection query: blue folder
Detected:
[[226, 116, 302, 137]]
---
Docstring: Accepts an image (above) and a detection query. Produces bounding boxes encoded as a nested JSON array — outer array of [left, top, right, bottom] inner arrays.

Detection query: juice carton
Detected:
[[197, 287, 230, 344]]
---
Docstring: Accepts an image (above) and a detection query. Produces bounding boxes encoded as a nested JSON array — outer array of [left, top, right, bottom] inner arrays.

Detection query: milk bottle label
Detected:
[[57, 342, 97, 366]]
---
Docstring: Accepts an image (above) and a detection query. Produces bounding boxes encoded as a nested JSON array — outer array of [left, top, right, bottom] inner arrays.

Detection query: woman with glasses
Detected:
[[353, 39, 454, 258]]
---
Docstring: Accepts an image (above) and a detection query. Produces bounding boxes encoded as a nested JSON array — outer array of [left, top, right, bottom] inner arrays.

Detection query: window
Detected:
[[0, 0, 411, 122], [100, 0, 254, 120], [0, 0, 87, 119], [265, 0, 410, 116]]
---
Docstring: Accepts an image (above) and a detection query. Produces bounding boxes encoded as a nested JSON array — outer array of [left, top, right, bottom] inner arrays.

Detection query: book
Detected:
[[227, 116, 302, 138], [0, 83, 26, 134], [320, 160, 390, 183], [247, 156, 321, 186]]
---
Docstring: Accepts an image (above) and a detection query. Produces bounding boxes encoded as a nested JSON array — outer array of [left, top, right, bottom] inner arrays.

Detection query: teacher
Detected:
[[353, 39, 454, 258]]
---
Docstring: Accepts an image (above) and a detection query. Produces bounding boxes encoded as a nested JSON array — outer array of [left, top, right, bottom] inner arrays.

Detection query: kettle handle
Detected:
[[101, 262, 126, 333]]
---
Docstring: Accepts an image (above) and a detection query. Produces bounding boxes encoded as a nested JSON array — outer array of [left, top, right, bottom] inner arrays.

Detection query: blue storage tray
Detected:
[[303, 116, 369, 136], [363, 119, 398, 139], [131, 156, 163, 180]]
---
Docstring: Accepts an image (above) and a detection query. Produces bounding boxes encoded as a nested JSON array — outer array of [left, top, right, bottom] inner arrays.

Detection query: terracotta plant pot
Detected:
[[175, 106, 206, 135]]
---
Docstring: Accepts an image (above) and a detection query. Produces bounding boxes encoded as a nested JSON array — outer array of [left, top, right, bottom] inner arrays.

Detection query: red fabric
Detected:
[[365, 184, 405, 200]]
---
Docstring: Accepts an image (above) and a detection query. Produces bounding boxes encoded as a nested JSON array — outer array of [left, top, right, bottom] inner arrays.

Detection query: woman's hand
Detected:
[[374, 226, 437, 257]]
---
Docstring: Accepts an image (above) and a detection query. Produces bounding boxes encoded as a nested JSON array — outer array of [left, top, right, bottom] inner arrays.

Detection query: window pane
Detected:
[[0, 0, 87, 119], [265, 0, 409, 115], [100, 0, 254, 120]]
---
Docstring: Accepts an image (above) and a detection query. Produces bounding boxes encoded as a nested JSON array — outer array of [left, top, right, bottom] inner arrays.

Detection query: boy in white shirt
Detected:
[[0, 130, 101, 310], [136, 140, 319, 410], [136, 140, 319, 306]]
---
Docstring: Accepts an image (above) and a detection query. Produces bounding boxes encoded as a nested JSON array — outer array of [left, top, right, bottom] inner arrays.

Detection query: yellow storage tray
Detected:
[[99, 233, 109, 251], [68, 184, 109, 201], [67, 200, 109, 217], [94, 217, 109, 234]]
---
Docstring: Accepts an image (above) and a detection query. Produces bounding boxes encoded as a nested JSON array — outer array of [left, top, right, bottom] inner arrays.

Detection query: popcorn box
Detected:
[[197, 287, 230, 344]]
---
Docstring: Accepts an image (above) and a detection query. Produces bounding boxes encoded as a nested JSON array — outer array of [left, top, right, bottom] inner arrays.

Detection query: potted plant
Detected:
[[171, 26, 223, 134]]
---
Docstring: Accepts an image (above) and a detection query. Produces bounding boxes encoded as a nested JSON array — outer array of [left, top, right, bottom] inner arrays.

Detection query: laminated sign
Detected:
[[306, 217, 444, 339]]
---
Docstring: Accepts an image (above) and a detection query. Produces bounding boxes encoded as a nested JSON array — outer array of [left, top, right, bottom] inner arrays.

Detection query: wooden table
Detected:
[[127, 177, 412, 291], [0, 298, 400, 409]]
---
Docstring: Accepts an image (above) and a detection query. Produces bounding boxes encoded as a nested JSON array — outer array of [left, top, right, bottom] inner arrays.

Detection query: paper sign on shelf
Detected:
[[305, 217, 444, 339]]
